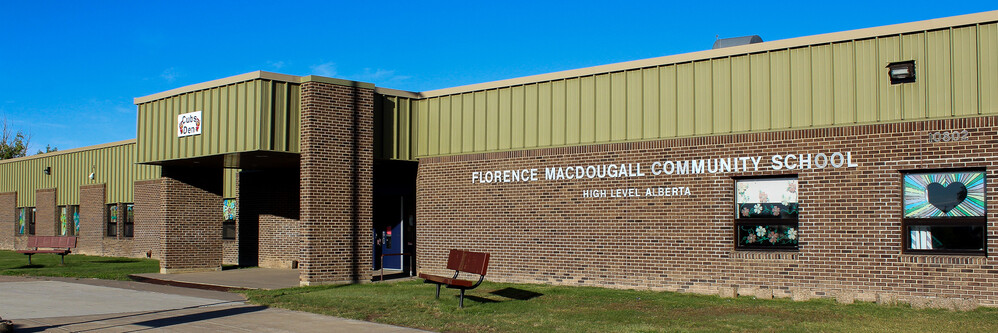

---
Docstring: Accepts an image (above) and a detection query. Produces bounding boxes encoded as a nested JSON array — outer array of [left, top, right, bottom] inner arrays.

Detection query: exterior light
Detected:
[[43, 167, 51, 175], [887, 60, 916, 84]]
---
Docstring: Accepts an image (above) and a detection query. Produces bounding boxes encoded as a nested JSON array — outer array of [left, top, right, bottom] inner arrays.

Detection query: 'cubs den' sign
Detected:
[[178, 111, 202, 137]]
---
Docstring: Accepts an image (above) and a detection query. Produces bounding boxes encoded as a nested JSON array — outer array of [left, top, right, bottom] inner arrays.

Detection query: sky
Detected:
[[1, 1, 995, 152]]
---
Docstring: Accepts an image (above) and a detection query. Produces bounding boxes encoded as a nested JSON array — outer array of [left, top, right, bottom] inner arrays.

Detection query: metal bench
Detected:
[[419, 249, 490, 308], [16, 236, 77, 265]]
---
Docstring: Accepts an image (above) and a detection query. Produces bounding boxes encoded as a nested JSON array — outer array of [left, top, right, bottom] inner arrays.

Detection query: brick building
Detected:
[[3, 11, 998, 306]]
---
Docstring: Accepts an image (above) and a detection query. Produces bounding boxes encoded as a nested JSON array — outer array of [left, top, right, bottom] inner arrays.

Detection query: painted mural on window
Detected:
[[223, 199, 237, 221], [904, 171, 985, 218], [73, 206, 80, 236], [736, 178, 798, 218], [17, 208, 25, 235], [60, 206, 67, 236], [735, 177, 799, 249]]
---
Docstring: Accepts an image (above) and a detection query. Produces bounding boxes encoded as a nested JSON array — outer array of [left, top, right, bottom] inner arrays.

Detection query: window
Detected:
[[902, 170, 986, 254], [15, 207, 26, 235], [222, 198, 236, 240], [123, 203, 134, 238], [106, 204, 118, 237], [735, 177, 799, 250], [58, 206, 78, 236], [28, 207, 35, 235]]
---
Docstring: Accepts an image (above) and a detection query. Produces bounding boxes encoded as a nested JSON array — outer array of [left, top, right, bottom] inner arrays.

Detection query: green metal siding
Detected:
[[411, 22, 998, 158], [0, 142, 160, 206], [136, 79, 300, 164], [373, 94, 416, 161]]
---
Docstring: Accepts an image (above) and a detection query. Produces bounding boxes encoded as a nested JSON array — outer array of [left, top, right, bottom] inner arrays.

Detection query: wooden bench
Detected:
[[16, 236, 77, 265], [419, 249, 490, 308]]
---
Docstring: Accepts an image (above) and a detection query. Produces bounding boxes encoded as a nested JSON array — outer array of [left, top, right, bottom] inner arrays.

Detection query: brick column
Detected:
[[78, 184, 106, 255], [160, 167, 223, 273], [299, 77, 375, 285], [35, 189, 56, 237], [134, 179, 164, 260], [0, 192, 15, 250]]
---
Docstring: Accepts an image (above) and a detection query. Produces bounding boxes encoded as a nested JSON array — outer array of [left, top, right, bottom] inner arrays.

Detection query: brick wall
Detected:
[[160, 168, 223, 273], [242, 169, 300, 269], [417, 116, 998, 307], [299, 80, 374, 284], [77, 184, 106, 255], [0, 192, 14, 250], [35, 189, 56, 237]]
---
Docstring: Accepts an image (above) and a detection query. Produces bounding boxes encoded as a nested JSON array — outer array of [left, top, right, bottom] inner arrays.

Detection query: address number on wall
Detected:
[[927, 130, 969, 143]]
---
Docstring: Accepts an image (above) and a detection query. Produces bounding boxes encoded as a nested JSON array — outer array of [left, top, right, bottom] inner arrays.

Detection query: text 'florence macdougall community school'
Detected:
[[3, 10, 998, 308]]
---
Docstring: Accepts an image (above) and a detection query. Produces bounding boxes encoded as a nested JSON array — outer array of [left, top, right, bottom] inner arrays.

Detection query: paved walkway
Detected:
[[0, 276, 426, 332]]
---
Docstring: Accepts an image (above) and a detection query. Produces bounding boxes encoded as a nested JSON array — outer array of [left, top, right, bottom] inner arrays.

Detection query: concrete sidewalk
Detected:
[[0, 276, 426, 332], [131, 267, 301, 291]]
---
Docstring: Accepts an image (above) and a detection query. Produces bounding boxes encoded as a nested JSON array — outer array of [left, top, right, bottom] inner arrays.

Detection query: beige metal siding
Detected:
[[411, 22, 998, 158], [0, 142, 160, 206], [136, 79, 300, 164]]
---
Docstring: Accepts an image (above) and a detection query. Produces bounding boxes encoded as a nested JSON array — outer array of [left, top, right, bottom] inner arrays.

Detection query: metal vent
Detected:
[[712, 35, 763, 49]]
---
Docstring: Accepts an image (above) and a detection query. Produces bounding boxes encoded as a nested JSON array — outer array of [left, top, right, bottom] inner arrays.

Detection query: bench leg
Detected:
[[459, 289, 465, 308], [60, 254, 65, 265], [435, 284, 441, 299], [27, 254, 32, 265]]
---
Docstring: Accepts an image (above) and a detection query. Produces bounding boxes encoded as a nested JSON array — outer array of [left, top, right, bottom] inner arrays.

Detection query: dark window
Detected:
[[106, 204, 118, 237], [123, 203, 134, 238], [222, 198, 236, 240], [902, 170, 986, 254], [28, 207, 35, 235], [735, 177, 799, 250]]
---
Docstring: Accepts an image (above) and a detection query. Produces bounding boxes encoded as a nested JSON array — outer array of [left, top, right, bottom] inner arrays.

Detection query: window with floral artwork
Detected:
[[106, 204, 118, 237], [57, 205, 80, 237], [735, 177, 799, 250], [903, 170, 986, 254], [222, 198, 236, 240]]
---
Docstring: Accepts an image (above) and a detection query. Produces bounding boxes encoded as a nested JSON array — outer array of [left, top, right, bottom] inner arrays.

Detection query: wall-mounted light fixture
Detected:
[[887, 60, 916, 84], [43, 167, 51, 175]]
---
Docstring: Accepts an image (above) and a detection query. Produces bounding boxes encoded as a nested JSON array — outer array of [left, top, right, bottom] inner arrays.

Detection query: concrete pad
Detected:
[[132, 267, 300, 290], [0, 281, 238, 319], [11, 305, 426, 332]]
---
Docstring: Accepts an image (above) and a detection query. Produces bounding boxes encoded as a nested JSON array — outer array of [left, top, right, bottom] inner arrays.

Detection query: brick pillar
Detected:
[[35, 189, 57, 237], [0, 192, 15, 250], [160, 167, 223, 273], [134, 180, 164, 260], [299, 78, 375, 285], [78, 184, 106, 255]]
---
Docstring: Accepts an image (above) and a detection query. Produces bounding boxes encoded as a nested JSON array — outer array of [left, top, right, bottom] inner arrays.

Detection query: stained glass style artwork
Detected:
[[904, 171, 985, 218], [738, 225, 798, 246], [126, 204, 134, 221], [73, 207, 80, 236], [736, 178, 798, 219], [110, 205, 118, 222], [60, 206, 67, 236], [223, 199, 237, 221], [17, 208, 25, 235]]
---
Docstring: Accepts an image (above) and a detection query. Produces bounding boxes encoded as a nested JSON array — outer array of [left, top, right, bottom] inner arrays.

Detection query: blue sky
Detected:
[[1, 1, 995, 152]]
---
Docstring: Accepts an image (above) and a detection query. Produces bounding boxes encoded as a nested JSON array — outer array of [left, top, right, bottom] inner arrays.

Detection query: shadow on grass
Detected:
[[490, 288, 543, 301], [10, 264, 44, 269], [92, 258, 144, 264]]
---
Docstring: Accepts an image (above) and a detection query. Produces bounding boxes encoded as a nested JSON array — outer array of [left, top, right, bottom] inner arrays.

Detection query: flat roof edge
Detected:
[[134, 71, 301, 104], [419, 10, 998, 98], [0, 139, 137, 165], [374, 87, 423, 99]]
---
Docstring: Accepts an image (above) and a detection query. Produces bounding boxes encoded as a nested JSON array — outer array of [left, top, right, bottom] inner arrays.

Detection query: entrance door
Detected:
[[374, 195, 404, 270]]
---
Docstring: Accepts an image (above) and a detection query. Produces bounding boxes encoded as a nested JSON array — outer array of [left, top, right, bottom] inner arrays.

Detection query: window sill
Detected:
[[899, 254, 988, 265], [730, 251, 799, 261]]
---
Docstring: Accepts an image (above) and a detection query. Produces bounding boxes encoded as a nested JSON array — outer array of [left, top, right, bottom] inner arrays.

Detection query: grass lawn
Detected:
[[245, 280, 998, 333], [0, 250, 159, 280]]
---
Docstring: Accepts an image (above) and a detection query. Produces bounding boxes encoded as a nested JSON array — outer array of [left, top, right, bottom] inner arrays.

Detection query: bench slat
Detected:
[[445, 249, 490, 276]]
